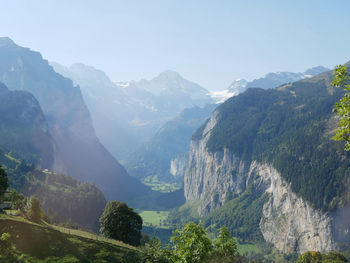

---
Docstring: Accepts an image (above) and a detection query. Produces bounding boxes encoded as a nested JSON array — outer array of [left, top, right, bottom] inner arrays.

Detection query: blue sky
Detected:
[[0, 0, 349, 90]]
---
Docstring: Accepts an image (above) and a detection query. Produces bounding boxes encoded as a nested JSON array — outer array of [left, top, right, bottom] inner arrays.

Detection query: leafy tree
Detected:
[[333, 64, 350, 150], [141, 223, 246, 263], [212, 227, 238, 259], [100, 201, 142, 246], [296, 251, 348, 263], [141, 238, 172, 263], [0, 164, 8, 201], [25, 195, 42, 222], [296, 251, 322, 263], [322, 251, 348, 263], [7, 189, 27, 211], [170, 222, 212, 263]]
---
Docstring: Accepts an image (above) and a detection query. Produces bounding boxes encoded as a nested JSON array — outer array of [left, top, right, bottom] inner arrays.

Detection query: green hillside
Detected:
[[0, 214, 140, 262], [0, 150, 106, 232], [201, 70, 350, 212]]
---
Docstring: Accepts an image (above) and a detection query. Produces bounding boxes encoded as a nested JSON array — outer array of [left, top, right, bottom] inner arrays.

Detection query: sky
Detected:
[[0, 0, 349, 91]]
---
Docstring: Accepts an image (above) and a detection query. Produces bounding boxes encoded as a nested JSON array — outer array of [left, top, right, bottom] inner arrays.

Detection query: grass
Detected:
[[0, 214, 140, 262], [142, 175, 182, 193], [4, 209, 20, 216], [49, 225, 136, 250], [139, 210, 169, 229], [4, 153, 21, 164], [0, 213, 135, 250]]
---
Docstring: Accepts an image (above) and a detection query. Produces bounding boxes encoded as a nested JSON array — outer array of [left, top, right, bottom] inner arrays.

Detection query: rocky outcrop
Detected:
[[253, 162, 335, 254], [184, 112, 336, 253], [184, 112, 249, 216], [170, 154, 188, 179]]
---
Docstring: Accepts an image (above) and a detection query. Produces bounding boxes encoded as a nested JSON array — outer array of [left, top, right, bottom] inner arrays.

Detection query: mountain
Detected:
[[210, 66, 329, 103], [51, 63, 214, 160], [247, 66, 329, 90], [125, 104, 217, 190], [0, 37, 149, 204], [0, 82, 105, 231], [50, 62, 135, 160], [183, 67, 350, 253], [0, 82, 54, 169], [227, 78, 249, 95]]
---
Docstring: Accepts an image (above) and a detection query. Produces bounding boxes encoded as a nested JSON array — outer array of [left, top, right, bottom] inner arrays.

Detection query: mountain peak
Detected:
[[0, 37, 16, 47], [303, 66, 329, 76], [157, 70, 182, 79]]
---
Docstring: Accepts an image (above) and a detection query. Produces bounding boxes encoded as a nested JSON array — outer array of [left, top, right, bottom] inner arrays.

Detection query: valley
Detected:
[[0, 2, 349, 262]]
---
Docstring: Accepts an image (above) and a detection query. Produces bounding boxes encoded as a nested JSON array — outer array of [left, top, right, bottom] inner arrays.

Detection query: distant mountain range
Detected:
[[51, 63, 214, 160], [125, 66, 330, 189], [210, 66, 329, 103], [0, 37, 150, 205]]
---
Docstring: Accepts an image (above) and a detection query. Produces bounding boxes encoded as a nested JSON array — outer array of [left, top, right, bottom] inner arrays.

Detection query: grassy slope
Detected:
[[139, 211, 169, 228], [0, 214, 140, 263]]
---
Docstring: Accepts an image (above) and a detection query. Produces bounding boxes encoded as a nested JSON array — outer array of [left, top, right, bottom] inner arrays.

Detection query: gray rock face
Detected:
[[184, 112, 249, 216], [253, 162, 335, 254], [170, 154, 188, 179], [184, 112, 335, 253]]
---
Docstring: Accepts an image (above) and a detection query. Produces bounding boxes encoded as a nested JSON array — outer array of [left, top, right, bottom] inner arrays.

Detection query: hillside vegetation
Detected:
[[0, 214, 139, 262], [0, 150, 106, 231], [201, 70, 350, 212]]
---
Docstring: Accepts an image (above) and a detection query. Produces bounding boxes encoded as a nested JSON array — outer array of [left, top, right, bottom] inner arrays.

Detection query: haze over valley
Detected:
[[0, 1, 350, 262]]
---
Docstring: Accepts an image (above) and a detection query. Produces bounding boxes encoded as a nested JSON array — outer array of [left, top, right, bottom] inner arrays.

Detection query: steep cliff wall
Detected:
[[170, 154, 188, 179], [184, 112, 336, 253], [253, 162, 334, 254]]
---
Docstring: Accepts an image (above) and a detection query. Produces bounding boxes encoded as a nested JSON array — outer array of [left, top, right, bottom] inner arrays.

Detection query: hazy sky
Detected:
[[1, 0, 349, 90]]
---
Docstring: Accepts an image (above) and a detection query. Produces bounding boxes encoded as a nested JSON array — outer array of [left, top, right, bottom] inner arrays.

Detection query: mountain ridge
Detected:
[[51, 62, 214, 160], [0, 37, 150, 205], [184, 67, 350, 253], [210, 66, 330, 103]]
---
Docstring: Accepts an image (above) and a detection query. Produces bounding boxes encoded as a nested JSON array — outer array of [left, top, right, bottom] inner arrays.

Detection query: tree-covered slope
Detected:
[[199, 68, 350, 212], [0, 150, 106, 231]]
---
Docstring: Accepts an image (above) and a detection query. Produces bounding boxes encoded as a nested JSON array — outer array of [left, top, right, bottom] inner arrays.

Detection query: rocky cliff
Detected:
[[170, 154, 188, 179], [184, 111, 336, 253]]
